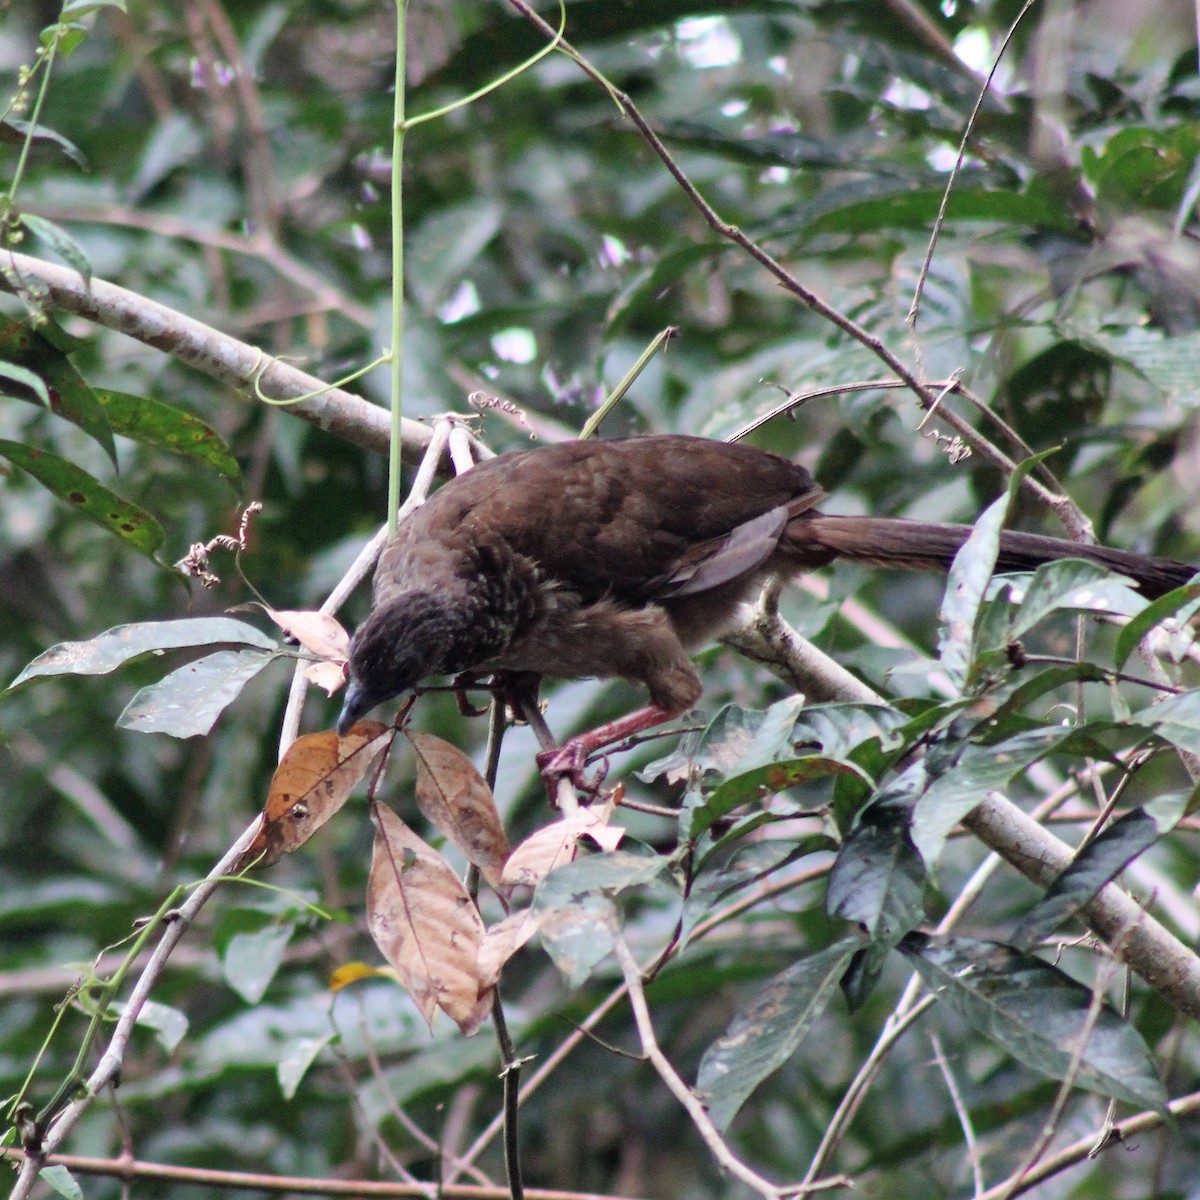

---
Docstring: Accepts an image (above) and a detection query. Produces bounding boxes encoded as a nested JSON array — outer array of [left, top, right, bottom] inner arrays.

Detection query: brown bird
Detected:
[[337, 435, 1195, 776]]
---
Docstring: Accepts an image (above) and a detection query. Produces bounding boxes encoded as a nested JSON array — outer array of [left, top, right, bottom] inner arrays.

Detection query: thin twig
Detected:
[[930, 1033, 985, 1199], [613, 937, 849, 1198], [10, 821, 261, 1200]]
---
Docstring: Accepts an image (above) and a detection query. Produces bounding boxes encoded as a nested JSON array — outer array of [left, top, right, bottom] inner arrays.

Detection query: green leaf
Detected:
[[533, 851, 668, 986], [120, 998, 189, 1053], [690, 696, 809, 778], [0, 439, 161, 555], [223, 923, 295, 1004], [1009, 559, 1147, 640], [900, 933, 1167, 1111], [278, 1034, 333, 1100], [7, 618, 277, 690], [791, 702, 909, 761], [38, 1165, 83, 1200], [407, 199, 503, 311], [62, 0, 128, 16], [117, 648, 276, 737], [1114, 582, 1200, 670], [912, 726, 1096, 866], [1068, 323, 1200, 405], [19, 212, 93, 281], [1, 117, 87, 167], [687, 755, 860, 840], [95, 389, 241, 482], [939, 452, 1054, 689], [0, 318, 115, 462], [695, 938, 860, 1131], [798, 184, 1081, 237], [1135, 688, 1200, 756], [1012, 797, 1188, 948], [0, 359, 50, 404]]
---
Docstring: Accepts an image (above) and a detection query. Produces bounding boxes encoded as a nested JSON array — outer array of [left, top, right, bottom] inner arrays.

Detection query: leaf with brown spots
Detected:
[[406, 732, 511, 894], [0, 439, 163, 556], [242, 722, 391, 868], [367, 802, 492, 1035], [94, 388, 241, 483]]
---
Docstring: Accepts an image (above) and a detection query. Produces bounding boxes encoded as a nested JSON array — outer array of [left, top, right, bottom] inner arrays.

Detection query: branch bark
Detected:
[[0, 250, 437, 464]]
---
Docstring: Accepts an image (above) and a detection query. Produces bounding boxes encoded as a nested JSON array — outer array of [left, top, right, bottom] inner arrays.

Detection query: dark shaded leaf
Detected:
[[827, 768, 926, 945], [900, 933, 1167, 1111], [0, 317, 114, 462], [695, 938, 860, 1131], [1012, 795, 1188, 948]]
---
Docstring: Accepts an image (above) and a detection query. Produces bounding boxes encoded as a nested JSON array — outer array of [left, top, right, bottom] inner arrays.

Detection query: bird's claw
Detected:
[[536, 742, 608, 802]]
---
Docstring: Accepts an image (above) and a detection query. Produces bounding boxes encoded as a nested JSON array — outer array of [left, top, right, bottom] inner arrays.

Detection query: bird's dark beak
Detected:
[[336, 681, 371, 738]]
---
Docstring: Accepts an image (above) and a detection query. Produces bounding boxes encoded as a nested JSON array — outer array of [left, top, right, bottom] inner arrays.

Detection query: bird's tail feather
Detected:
[[783, 515, 1195, 600]]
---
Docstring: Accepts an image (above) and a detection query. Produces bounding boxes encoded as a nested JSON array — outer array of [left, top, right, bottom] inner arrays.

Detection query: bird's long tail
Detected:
[[783, 514, 1196, 600]]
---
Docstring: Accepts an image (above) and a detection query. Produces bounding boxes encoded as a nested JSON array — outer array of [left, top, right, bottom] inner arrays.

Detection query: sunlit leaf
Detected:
[[7, 617, 277, 690], [117, 648, 275, 737]]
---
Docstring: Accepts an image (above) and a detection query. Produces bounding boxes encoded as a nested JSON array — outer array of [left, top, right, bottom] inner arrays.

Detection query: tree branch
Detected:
[[0, 250, 439, 464]]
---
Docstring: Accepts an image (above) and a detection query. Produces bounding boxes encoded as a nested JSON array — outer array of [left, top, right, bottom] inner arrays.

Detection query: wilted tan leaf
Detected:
[[407, 731, 511, 893], [367, 802, 492, 1035], [477, 909, 539, 989], [265, 608, 351, 662], [241, 722, 391, 868], [303, 660, 347, 695], [501, 797, 625, 889]]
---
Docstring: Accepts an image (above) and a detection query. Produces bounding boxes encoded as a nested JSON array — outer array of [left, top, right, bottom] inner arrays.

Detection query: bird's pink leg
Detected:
[[536, 703, 680, 794]]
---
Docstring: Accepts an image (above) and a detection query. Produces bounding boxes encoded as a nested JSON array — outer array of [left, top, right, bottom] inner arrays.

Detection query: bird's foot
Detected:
[[536, 740, 608, 802]]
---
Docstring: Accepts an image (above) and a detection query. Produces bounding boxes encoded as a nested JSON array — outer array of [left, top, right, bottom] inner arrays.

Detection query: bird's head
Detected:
[[336, 592, 451, 736]]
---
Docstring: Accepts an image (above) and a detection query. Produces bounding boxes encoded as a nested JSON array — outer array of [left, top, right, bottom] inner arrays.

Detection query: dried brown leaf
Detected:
[[407, 731, 511, 893], [501, 798, 625, 889], [477, 909, 539, 989], [367, 802, 492, 1035], [241, 722, 390, 867]]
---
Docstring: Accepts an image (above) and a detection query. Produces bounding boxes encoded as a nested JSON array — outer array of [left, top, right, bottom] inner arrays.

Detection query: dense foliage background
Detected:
[[5, 1, 1200, 1197]]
